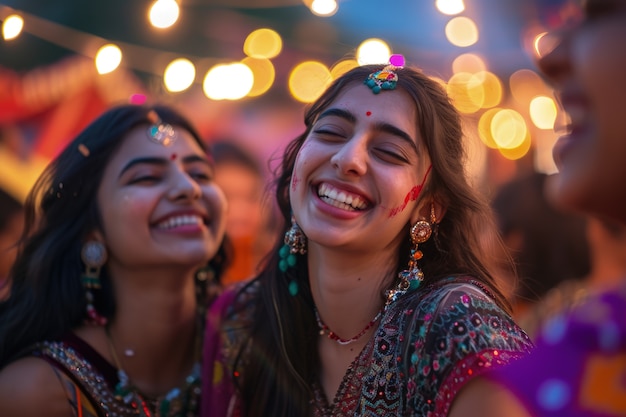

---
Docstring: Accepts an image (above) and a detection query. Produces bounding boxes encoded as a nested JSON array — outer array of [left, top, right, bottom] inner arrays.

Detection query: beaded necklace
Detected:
[[315, 308, 382, 345], [314, 268, 421, 346], [105, 326, 201, 417]]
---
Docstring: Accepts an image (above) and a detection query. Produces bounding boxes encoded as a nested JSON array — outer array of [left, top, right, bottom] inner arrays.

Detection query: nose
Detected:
[[330, 135, 368, 176], [167, 169, 202, 201]]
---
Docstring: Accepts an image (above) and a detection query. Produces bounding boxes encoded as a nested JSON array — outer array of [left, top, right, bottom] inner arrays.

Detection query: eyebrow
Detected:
[[118, 155, 211, 178], [317, 108, 419, 154]]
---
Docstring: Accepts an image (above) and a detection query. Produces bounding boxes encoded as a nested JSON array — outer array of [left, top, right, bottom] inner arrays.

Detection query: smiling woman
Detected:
[[201, 62, 533, 416], [0, 103, 230, 417]]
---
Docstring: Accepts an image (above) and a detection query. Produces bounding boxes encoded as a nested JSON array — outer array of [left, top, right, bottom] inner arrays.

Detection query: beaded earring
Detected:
[[81, 241, 108, 326], [388, 203, 436, 303], [279, 215, 307, 296]]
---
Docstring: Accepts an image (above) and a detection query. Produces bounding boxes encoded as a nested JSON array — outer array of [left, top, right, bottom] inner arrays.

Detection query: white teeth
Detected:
[[156, 215, 203, 229], [317, 183, 367, 210]]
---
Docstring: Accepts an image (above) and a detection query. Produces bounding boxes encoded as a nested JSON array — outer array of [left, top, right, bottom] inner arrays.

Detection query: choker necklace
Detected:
[[104, 325, 201, 417], [315, 308, 382, 345], [315, 269, 422, 346]]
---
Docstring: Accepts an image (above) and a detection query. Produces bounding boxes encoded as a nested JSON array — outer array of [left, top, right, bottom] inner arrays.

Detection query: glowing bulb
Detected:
[[149, 0, 180, 29], [95, 44, 122, 74], [2, 14, 24, 40]]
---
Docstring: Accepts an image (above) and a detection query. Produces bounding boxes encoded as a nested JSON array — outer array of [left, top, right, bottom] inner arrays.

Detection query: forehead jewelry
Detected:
[[146, 109, 177, 146], [364, 54, 405, 94]]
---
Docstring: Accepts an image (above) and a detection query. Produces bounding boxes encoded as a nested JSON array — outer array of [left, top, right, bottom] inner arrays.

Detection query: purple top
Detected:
[[487, 282, 626, 417]]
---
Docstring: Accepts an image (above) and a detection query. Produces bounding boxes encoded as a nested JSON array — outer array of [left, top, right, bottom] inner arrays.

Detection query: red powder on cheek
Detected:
[[291, 173, 300, 192], [388, 185, 422, 217]]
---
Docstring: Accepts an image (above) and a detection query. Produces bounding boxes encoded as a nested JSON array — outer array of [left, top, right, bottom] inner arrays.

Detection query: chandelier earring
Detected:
[[387, 203, 436, 303], [81, 240, 108, 326], [279, 215, 307, 296]]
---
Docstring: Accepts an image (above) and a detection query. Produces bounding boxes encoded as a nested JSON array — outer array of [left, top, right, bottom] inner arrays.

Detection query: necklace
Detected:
[[314, 308, 382, 345], [315, 268, 421, 346], [104, 326, 201, 417]]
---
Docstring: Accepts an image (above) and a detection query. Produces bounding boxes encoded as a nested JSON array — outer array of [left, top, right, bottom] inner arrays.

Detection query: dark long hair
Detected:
[[0, 103, 230, 367], [231, 65, 512, 416]]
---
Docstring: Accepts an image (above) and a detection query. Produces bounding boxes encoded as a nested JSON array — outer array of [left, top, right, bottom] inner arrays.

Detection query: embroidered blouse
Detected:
[[29, 333, 201, 417], [202, 276, 534, 416]]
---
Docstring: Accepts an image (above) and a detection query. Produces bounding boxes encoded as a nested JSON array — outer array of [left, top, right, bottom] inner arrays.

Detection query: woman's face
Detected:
[[540, 0, 626, 224], [96, 125, 227, 271], [289, 81, 431, 253]]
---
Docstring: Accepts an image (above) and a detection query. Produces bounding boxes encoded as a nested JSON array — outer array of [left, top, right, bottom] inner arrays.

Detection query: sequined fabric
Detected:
[[203, 276, 533, 416], [31, 334, 201, 417]]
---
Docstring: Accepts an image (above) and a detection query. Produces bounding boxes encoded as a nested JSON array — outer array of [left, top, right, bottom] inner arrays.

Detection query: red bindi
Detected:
[[170, 153, 177, 160], [366, 111, 372, 116]]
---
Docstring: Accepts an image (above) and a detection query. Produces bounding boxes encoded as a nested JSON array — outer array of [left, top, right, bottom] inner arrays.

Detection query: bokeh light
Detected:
[[149, 0, 179, 29], [243, 28, 283, 59], [445, 17, 478, 47], [242, 57, 275, 97], [356, 38, 391, 65], [203, 62, 254, 100], [288, 61, 332, 103], [530, 95, 558, 130], [95, 44, 122, 74], [163, 58, 195, 92], [2, 14, 23, 40]]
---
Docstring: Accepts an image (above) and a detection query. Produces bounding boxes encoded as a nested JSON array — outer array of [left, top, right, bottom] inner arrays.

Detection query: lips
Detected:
[[317, 182, 370, 211]]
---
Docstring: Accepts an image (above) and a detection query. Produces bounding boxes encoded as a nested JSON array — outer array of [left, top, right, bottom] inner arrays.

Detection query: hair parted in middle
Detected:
[[230, 64, 512, 416]]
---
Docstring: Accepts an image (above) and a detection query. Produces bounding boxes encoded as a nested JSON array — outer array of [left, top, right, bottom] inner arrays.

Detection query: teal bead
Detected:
[[372, 85, 381, 94], [287, 253, 296, 267], [279, 259, 288, 272], [288, 280, 299, 296], [279, 244, 289, 257], [409, 279, 421, 290]]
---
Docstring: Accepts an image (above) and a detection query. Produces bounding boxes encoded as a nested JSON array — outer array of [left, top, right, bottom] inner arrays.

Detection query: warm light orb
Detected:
[[288, 61, 332, 103], [356, 39, 392, 65], [530, 95, 558, 130], [242, 57, 275, 97], [2, 14, 24, 40], [163, 58, 196, 92], [310, 0, 338, 16], [491, 109, 528, 149], [95, 44, 122, 74], [243, 28, 283, 59], [436, 0, 465, 15], [149, 0, 180, 29], [203, 63, 254, 101], [445, 16, 479, 47], [330, 59, 359, 79], [452, 53, 485, 74]]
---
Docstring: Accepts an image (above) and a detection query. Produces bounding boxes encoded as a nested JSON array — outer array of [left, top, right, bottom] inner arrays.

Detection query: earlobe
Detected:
[[410, 200, 446, 225]]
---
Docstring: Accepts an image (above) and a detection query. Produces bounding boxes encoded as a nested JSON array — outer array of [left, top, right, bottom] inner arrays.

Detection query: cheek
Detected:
[[387, 184, 422, 218]]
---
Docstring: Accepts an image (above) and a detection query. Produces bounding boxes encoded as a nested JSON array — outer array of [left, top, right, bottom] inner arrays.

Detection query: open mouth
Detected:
[[317, 183, 369, 211], [155, 214, 205, 229]]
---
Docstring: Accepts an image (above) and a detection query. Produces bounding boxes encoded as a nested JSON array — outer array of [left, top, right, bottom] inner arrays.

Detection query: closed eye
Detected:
[[373, 147, 410, 164]]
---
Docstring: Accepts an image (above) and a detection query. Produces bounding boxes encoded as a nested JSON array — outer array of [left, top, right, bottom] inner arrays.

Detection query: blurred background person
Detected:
[[0, 187, 24, 300], [491, 172, 591, 337], [210, 140, 278, 285]]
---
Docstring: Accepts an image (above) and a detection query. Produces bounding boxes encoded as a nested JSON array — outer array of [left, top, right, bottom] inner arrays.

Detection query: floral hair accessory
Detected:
[[364, 54, 405, 94], [146, 109, 177, 146]]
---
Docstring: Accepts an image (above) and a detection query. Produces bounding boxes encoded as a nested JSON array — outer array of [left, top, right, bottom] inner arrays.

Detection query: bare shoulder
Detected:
[[0, 356, 74, 417], [448, 376, 534, 417]]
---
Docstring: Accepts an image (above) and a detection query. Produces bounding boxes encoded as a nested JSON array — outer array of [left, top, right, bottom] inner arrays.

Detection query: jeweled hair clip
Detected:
[[364, 54, 405, 94], [146, 109, 177, 146]]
